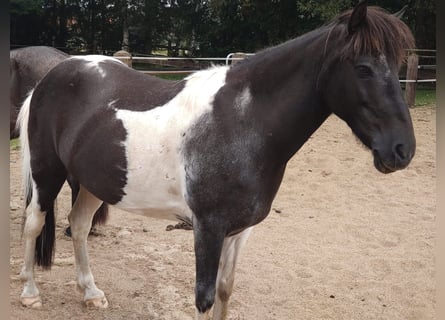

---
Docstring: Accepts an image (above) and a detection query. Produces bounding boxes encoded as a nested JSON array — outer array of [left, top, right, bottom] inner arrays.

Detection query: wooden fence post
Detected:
[[405, 53, 418, 108], [113, 50, 132, 68], [231, 52, 247, 65]]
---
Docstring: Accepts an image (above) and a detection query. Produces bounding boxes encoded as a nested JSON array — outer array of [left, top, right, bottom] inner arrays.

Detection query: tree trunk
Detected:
[[122, 0, 130, 52], [58, 0, 68, 49], [405, 53, 419, 108], [88, 0, 96, 53]]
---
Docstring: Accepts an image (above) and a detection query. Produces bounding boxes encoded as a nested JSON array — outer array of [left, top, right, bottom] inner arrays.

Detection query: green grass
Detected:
[[415, 88, 436, 107], [10, 138, 20, 150]]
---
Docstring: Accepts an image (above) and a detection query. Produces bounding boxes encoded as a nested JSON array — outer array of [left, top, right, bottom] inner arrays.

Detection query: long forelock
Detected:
[[335, 6, 415, 67]]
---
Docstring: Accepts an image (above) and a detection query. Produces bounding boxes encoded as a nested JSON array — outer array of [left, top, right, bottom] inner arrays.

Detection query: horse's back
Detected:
[[10, 46, 69, 138], [34, 55, 184, 112], [10, 46, 68, 85]]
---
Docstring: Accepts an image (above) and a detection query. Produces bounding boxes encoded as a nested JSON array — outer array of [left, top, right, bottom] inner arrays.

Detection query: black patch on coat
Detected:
[[182, 79, 287, 235]]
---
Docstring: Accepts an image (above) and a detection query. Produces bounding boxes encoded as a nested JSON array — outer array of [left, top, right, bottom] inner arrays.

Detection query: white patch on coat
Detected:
[[379, 54, 391, 77], [234, 87, 252, 115], [70, 55, 124, 78], [114, 66, 228, 221]]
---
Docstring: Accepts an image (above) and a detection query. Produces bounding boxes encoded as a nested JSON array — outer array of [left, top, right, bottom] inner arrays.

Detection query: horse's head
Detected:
[[321, 1, 416, 173]]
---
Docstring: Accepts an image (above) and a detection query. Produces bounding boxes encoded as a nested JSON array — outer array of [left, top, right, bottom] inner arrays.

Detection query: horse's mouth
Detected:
[[372, 150, 396, 174]]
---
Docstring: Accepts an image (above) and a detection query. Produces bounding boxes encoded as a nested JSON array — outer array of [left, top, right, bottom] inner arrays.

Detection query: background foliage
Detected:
[[10, 0, 436, 56]]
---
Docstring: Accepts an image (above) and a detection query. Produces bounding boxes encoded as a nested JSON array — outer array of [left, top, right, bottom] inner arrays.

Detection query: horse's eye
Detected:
[[356, 65, 373, 78]]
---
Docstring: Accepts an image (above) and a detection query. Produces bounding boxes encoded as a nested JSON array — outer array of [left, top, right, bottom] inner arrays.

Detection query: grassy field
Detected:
[[414, 88, 436, 107], [10, 138, 20, 150]]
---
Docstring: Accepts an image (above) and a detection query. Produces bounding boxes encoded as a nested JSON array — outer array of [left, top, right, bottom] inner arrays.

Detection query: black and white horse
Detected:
[[18, 2, 415, 319]]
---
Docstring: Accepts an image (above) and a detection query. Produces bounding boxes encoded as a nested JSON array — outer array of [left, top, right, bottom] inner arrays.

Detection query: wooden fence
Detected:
[[401, 49, 436, 107]]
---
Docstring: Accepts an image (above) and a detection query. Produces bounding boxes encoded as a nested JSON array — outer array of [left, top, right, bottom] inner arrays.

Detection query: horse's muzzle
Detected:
[[372, 144, 415, 174]]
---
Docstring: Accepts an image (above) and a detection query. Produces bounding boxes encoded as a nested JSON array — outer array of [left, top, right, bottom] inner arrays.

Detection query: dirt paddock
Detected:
[[10, 106, 436, 320]]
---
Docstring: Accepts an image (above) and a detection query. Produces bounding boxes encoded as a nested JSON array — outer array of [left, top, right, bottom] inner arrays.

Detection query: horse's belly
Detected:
[[115, 197, 191, 221], [114, 162, 191, 221]]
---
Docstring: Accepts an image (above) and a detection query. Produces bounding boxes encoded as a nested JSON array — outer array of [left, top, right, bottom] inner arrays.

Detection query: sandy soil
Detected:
[[9, 106, 436, 320]]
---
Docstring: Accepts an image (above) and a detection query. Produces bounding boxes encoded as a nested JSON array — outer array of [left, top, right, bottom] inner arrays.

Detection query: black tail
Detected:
[[35, 202, 56, 269], [92, 203, 109, 226], [21, 186, 57, 269]]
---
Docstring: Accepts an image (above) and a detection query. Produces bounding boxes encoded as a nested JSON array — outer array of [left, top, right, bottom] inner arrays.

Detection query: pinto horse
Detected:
[[10, 46, 109, 235], [18, 2, 415, 319]]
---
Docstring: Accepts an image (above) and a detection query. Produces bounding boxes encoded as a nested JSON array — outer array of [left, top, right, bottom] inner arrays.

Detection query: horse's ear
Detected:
[[393, 5, 408, 19], [348, 0, 368, 35]]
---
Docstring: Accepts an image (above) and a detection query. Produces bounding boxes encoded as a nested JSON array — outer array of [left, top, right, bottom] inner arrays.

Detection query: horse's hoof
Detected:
[[20, 295, 42, 308], [85, 296, 109, 308], [64, 226, 72, 237]]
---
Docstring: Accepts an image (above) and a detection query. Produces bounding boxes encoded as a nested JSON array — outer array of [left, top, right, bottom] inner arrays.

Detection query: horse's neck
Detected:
[[232, 28, 332, 163]]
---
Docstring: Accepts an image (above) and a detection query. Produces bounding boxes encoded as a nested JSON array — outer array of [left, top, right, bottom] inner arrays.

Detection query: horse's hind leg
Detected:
[[20, 172, 66, 308], [20, 196, 46, 308], [64, 174, 80, 237], [213, 227, 253, 320], [68, 186, 108, 308], [65, 175, 109, 237]]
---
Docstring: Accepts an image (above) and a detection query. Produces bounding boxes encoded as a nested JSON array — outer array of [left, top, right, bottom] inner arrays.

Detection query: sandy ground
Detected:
[[9, 106, 436, 320]]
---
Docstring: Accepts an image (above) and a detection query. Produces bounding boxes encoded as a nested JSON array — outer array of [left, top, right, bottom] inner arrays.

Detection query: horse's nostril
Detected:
[[394, 143, 407, 160]]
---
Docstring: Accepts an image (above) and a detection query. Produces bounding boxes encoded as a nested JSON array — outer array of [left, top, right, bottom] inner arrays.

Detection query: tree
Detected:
[[11, 0, 47, 48], [403, 0, 435, 49], [10, 0, 435, 55]]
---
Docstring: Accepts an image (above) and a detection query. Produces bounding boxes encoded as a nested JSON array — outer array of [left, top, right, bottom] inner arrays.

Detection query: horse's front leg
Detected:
[[68, 186, 108, 308], [193, 219, 225, 320], [213, 227, 253, 320]]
